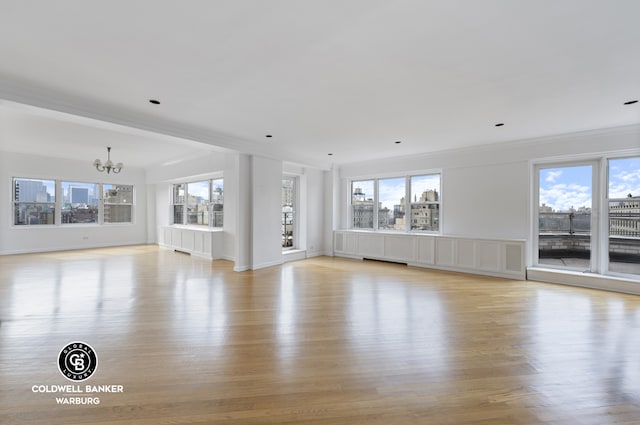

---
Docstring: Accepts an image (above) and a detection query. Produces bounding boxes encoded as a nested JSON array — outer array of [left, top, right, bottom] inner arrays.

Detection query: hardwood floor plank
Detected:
[[1, 245, 640, 424]]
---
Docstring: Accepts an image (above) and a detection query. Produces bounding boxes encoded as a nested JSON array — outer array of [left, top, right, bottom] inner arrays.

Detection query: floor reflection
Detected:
[[2, 247, 640, 424]]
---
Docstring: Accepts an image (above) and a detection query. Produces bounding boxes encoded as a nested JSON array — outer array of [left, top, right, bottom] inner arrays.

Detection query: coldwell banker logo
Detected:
[[58, 341, 97, 381], [31, 341, 125, 405]]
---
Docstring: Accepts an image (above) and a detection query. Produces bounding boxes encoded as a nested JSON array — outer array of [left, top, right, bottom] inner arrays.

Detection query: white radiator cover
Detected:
[[334, 231, 526, 280]]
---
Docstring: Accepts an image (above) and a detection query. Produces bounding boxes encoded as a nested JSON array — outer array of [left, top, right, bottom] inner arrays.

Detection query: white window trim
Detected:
[[532, 152, 640, 280], [533, 160, 600, 273], [348, 172, 442, 234], [11, 177, 135, 227], [170, 177, 224, 229]]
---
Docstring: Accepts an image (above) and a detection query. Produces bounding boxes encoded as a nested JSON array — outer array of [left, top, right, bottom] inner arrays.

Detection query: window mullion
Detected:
[[373, 179, 379, 231], [405, 176, 410, 232]]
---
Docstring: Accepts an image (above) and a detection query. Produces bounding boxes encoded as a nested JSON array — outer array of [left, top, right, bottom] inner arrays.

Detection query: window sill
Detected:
[[341, 229, 441, 235], [11, 223, 133, 229], [168, 225, 223, 232]]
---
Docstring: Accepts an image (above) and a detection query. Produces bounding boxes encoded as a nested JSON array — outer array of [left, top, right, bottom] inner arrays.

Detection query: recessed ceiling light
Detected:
[[624, 100, 638, 105], [495, 123, 505, 127], [149, 99, 161, 105], [265, 134, 273, 138]]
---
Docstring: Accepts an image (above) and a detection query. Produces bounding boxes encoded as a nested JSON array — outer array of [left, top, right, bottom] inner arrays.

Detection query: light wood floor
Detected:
[[1, 245, 640, 424]]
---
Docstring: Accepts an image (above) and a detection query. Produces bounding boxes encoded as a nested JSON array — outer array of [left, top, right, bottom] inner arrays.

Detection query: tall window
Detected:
[[352, 180, 375, 229], [282, 175, 297, 248], [211, 179, 224, 227], [187, 181, 209, 225], [608, 157, 640, 276], [13, 178, 56, 225], [410, 174, 440, 231], [172, 184, 186, 225], [103, 185, 133, 223], [378, 178, 405, 230], [172, 179, 223, 228], [61, 182, 99, 224], [350, 174, 441, 232], [537, 164, 594, 271]]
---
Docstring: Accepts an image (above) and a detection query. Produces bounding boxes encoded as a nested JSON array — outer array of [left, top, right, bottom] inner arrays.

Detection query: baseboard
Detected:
[[283, 250, 306, 263], [307, 250, 333, 258], [250, 258, 284, 270], [527, 267, 640, 295], [0, 241, 148, 256]]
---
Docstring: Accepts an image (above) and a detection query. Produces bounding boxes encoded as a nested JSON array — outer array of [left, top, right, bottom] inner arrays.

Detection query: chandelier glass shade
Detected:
[[93, 147, 123, 174]]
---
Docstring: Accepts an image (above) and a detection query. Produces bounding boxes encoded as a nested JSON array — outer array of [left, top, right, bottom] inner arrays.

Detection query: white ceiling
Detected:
[[0, 1, 639, 169], [0, 101, 229, 168]]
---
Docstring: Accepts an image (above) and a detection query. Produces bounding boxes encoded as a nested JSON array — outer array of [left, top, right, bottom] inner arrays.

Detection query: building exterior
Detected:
[[70, 186, 89, 205], [104, 185, 133, 223], [609, 195, 640, 237], [410, 190, 439, 231], [352, 187, 374, 229]]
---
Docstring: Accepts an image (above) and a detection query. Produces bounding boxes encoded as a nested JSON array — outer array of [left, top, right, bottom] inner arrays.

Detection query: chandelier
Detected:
[[93, 147, 123, 174]]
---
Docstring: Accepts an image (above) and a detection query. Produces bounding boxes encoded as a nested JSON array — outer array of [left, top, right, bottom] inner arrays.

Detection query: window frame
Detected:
[[12, 177, 135, 227], [604, 155, 640, 278], [61, 181, 100, 225], [282, 174, 298, 249], [533, 160, 599, 272], [532, 154, 640, 279], [12, 177, 57, 226], [171, 178, 224, 229], [409, 174, 441, 232], [103, 184, 135, 225], [348, 171, 442, 233]]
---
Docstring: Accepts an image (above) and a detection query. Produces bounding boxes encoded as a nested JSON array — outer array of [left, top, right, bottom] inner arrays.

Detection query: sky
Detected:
[[539, 157, 640, 212], [188, 179, 224, 200], [609, 157, 640, 198]]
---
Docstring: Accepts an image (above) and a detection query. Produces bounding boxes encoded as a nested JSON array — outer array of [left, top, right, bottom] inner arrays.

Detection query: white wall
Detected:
[[443, 161, 529, 239], [305, 167, 326, 257], [146, 183, 157, 243], [0, 150, 148, 254], [338, 124, 640, 266], [232, 154, 251, 270], [251, 155, 283, 269]]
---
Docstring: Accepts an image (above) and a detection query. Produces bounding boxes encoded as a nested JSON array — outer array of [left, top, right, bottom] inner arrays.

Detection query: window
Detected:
[[211, 179, 224, 227], [13, 178, 56, 225], [172, 179, 223, 228], [282, 175, 297, 248], [537, 164, 593, 271], [352, 180, 375, 229], [13, 178, 135, 226], [103, 185, 133, 223], [535, 158, 640, 278], [608, 157, 640, 276], [410, 174, 440, 231], [61, 181, 99, 224], [350, 174, 441, 232], [172, 183, 186, 225], [378, 178, 405, 230], [187, 181, 209, 226]]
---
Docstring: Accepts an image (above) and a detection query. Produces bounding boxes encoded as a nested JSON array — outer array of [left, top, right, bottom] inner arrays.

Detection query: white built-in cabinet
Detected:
[[334, 231, 526, 280], [159, 226, 223, 259]]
